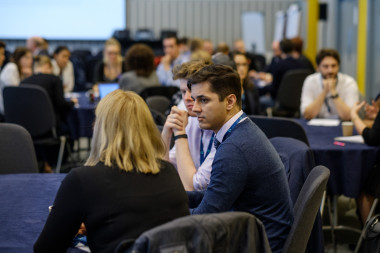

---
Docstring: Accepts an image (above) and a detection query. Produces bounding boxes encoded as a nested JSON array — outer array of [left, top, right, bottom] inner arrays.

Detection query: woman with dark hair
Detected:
[[233, 52, 261, 115], [119, 43, 160, 93], [52, 46, 75, 93], [0, 47, 33, 86], [34, 90, 189, 252], [0, 47, 33, 116]]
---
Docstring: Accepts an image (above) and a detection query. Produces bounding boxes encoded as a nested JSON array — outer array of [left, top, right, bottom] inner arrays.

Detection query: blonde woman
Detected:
[[93, 38, 126, 83], [34, 90, 189, 253]]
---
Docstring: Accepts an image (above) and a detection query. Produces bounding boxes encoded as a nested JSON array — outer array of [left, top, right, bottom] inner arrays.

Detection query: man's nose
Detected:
[[184, 90, 192, 101], [192, 100, 201, 112]]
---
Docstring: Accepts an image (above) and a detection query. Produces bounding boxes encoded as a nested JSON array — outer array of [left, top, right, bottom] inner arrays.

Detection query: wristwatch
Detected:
[[330, 93, 339, 99]]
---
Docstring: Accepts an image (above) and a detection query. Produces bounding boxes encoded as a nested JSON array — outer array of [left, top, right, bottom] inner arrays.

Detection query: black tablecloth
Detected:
[[67, 92, 96, 139], [298, 119, 380, 198]]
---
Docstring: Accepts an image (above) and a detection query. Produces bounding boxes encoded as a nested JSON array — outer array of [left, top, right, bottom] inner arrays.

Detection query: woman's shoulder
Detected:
[[1, 62, 17, 72]]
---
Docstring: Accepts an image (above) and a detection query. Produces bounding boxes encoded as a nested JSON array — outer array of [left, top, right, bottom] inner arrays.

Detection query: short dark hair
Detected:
[[187, 64, 242, 108], [163, 36, 178, 45], [0, 41, 5, 49], [279, 39, 294, 54], [54, 46, 70, 55], [125, 43, 154, 77], [316, 49, 340, 66]]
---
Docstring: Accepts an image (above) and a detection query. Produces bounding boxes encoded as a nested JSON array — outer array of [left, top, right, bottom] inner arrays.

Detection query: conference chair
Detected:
[[282, 165, 330, 253], [146, 95, 171, 116], [0, 123, 38, 174], [270, 137, 323, 253], [249, 115, 310, 146], [135, 28, 155, 41], [272, 69, 312, 118], [3, 85, 67, 173], [114, 212, 271, 253], [355, 213, 380, 253], [139, 86, 179, 101]]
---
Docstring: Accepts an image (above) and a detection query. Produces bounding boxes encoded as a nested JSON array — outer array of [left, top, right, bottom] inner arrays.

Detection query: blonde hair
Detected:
[[34, 55, 52, 68], [103, 37, 123, 64], [85, 90, 165, 174]]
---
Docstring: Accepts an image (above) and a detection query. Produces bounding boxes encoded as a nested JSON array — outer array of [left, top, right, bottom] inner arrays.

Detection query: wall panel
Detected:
[[128, 0, 301, 52]]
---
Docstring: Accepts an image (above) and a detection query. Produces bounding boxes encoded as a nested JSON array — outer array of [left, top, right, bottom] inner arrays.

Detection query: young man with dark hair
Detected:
[[156, 36, 181, 87], [187, 64, 293, 253], [301, 48, 359, 120]]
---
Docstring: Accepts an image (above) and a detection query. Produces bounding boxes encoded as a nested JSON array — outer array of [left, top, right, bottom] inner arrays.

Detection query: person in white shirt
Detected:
[[52, 46, 75, 93], [0, 47, 33, 115], [162, 60, 215, 191], [300, 49, 359, 120]]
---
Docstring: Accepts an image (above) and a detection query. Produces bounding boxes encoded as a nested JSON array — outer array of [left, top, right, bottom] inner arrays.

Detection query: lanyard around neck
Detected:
[[222, 113, 247, 143], [200, 131, 215, 165]]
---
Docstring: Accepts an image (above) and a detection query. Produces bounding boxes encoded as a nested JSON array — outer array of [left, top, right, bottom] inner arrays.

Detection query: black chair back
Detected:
[[139, 86, 179, 100], [249, 115, 309, 146], [115, 212, 271, 253], [3, 85, 56, 137], [0, 123, 38, 174], [282, 165, 330, 253], [273, 69, 312, 117], [146, 96, 170, 116]]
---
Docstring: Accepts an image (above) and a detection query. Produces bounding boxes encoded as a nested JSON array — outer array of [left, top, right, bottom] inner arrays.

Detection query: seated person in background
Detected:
[[162, 60, 215, 191], [233, 39, 266, 72], [93, 38, 126, 83], [0, 47, 33, 86], [34, 90, 189, 253], [351, 99, 380, 224], [0, 47, 33, 116], [156, 35, 181, 87], [233, 52, 261, 115], [291, 37, 315, 73], [119, 43, 160, 94], [265, 38, 307, 102], [253, 40, 281, 84], [21, 55, 77, 173], [37, 38, 50, 56], [21, 55, 77, 128], [52, 46, 75, 93], [301, 49, 359, 120], [0, 41, 5, 72], [0, 41, 7, 120], [187, 64, 293, 253], [202, 39, 214, 56], [26, 36, 44, 56]]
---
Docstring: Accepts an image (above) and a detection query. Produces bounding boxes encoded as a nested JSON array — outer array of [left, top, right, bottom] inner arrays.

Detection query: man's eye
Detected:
[[201, 98, 208, 103]]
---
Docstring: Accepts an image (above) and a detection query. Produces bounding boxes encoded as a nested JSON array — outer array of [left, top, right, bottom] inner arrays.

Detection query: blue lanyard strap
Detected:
[[222, 112, 247, 142], [200, 131, 215, 165]]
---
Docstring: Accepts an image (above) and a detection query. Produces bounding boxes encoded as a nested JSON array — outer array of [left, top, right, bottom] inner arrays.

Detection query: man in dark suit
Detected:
[[20, 55, 77, 172], [268, 39, 308, 100], [21, 55, 77, 124], [187, 64, 293, 253]]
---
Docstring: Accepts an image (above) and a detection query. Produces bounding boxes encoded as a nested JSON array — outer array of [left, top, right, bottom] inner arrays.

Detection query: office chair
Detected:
[[3, 85, 67, 172]]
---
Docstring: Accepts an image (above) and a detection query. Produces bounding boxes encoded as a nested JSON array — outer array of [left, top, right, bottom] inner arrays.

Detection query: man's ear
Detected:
[[226, 94, 237, 111]]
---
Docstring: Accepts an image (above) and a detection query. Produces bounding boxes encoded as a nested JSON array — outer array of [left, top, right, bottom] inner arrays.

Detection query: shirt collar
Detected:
[[215, 110, 244, 143]]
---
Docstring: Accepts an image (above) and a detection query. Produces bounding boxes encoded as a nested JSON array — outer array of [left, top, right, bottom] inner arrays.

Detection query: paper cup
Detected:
[[342, 121, 353, 136]]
